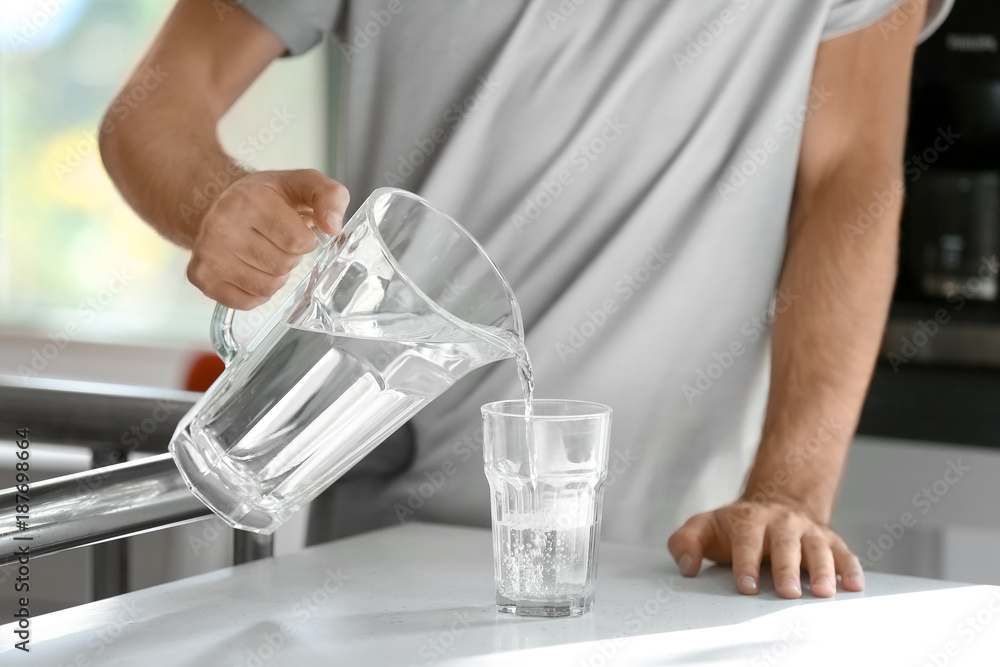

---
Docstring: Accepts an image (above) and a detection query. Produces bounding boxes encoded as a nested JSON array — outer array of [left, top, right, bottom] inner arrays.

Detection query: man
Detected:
[[100, 0, 952, 599]]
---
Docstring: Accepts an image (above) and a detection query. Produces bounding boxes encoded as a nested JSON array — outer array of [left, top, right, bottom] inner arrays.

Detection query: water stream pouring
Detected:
[[169, 188, 529, 534]]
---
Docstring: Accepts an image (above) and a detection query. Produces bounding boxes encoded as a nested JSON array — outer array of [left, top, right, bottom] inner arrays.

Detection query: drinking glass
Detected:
[[482, 399, 612, 617]]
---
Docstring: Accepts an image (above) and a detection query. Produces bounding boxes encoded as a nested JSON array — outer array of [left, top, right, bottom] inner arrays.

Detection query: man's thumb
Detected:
[[668, 516, 712, 577], [279, 169, 350, 236]]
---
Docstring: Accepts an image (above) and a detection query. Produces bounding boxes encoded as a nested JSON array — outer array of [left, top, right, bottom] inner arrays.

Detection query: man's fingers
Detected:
[[233, 258, 290, 296], [802, 532, 837, 598], [730, 520, 765, 595], [188, 169, 347, 309], [252, 203, 319, 255], [667, 514, 714, 577], [215, 281, 268, 311], [768, 523, 804, 599], [279, 169, 350, 236], [188, 252, 289, 309], [235, 230, 302, 276], [832, 538, 866, 592], [671, 502, 864, 601]]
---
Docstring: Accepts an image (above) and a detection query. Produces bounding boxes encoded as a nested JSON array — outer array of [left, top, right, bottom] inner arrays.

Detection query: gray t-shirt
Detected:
[[241, 0, 952, 546]]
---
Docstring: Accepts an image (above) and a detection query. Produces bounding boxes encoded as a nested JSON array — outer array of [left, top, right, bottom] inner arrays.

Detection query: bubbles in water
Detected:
[[497, 513, 597, 600]]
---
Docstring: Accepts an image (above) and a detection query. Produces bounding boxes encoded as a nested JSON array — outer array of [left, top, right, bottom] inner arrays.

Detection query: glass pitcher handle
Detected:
[[209, 224, 332, 366], [210, 303, 239, 366]]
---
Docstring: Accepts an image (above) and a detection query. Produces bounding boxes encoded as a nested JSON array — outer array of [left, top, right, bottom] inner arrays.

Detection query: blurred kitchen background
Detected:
[[1, 0, 998, 615]]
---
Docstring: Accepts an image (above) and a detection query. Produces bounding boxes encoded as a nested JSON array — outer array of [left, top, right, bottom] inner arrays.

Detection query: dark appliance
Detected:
[[889, 0, 1000, 367]]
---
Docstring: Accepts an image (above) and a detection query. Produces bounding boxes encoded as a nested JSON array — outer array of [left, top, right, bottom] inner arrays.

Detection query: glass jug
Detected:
[[169, 188, 523, 534]]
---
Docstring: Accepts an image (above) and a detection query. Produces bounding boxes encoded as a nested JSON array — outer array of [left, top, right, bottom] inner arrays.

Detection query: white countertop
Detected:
[[3, 523, 998, 665]]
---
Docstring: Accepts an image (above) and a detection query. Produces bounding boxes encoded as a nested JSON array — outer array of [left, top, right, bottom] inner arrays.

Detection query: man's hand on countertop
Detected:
[[667, 498, 865, 599]]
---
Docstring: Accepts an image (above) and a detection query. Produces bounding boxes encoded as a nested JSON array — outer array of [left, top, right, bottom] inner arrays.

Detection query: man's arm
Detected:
[[669, 2, 927, 598], [99, 0, 349, 309]]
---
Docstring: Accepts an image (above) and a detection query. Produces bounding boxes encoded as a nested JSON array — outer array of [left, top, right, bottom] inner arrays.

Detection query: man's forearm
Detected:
[[99, 96, 247, 249], [744, 0, 925, 525], [97, 1, 348, 310], [669, 2, 924, 597], [98, 0, 284, 249], [745, 166, 902, 524]]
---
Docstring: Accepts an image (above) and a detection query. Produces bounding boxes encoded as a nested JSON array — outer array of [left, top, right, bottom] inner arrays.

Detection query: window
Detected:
[[0, 0, 328, 350]]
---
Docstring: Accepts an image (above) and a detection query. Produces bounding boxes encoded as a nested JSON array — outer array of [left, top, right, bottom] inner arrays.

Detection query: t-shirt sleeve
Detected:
[[239, 0, 343, 56], [822, 0, 955, 44]]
